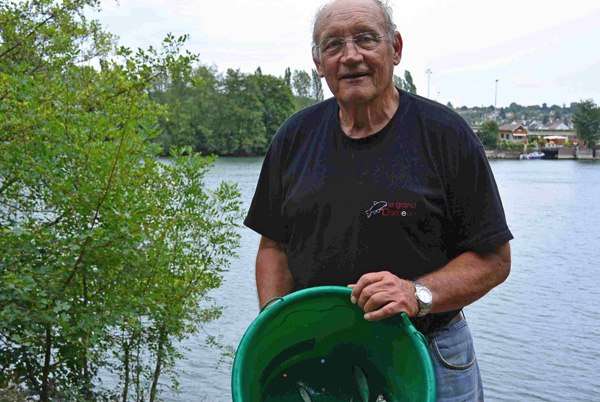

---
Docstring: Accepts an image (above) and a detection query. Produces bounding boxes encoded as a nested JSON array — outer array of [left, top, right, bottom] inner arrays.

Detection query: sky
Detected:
[[95, 0, 600, 108]]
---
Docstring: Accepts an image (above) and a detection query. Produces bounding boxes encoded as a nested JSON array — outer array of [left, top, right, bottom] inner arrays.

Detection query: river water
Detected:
[[170, 158, 600, 401]]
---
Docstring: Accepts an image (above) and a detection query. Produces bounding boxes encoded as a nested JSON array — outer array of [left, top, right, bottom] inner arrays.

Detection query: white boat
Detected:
[[519, 151, 545, 160]]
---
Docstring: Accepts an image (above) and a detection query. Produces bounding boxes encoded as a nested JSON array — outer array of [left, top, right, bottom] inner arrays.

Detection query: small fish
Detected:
[[366, 201, 387, 218], [375, 395, 388, 402], [298, 384, 312, 402], [352, 363, 369, 402]]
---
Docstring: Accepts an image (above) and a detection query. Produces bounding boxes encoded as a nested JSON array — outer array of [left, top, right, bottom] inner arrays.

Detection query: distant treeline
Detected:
[[451, 101, 582, 127], [150, 66, 417, 156]]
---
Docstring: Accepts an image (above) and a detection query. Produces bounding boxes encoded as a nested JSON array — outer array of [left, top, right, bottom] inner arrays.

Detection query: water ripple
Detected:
[[159, 158, 600, 401]]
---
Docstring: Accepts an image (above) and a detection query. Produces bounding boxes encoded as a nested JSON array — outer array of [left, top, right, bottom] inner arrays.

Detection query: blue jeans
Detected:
[[426, 316, 484, 401]]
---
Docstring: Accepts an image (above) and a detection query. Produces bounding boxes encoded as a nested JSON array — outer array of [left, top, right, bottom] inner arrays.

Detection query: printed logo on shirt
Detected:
[[365, 201, 387, 218], [365, 200, 418, 218]]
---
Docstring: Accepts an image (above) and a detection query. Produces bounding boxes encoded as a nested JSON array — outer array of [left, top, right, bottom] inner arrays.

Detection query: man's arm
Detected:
[[255, 235, 295, 308], [350, 242, 511, 321]]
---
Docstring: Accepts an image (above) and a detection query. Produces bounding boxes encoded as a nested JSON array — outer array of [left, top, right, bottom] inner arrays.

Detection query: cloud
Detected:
[[555, 62, 600, 90], [512, 76, 551, 89]]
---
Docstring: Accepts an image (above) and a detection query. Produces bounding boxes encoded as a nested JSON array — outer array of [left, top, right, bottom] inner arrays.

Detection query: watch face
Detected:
[[417, 288, 433, 304]]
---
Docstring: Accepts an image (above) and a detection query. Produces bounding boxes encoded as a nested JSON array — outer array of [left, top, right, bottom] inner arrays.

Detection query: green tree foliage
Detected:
[[393, 70, 417, 94], [542, 113, 550, 124], [0, 1, 243, 400], [292, 69, 313, 110], [478, 120, 500, 148], [403, 70, 416, 94], [275, 68, 327, 112], [151, 66, 295, 155], [311, 68, 324, 103], [254, 72, 297, 144], [208, 68, 267, 154], [292, 69, 311, 98], [572, 99, 600, 147], [508, 102, 522, 114], [283, 67, 292, 88]]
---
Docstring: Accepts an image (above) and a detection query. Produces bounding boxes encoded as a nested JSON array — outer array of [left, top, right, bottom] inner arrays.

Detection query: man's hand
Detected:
[[349, 271, 419, 321]]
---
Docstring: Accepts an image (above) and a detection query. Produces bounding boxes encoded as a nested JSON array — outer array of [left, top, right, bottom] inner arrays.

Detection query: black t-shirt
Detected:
[[245, 89, 513, 333]]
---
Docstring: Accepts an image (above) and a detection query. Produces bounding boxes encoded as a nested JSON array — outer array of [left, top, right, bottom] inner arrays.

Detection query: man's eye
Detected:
[[324, 39, 343, 50], [356, 34, 376, 43]]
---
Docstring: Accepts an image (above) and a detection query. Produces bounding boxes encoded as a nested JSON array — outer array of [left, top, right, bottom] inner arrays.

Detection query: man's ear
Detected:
[[313, 57, 325, 77], [392, 31, 403, 66]]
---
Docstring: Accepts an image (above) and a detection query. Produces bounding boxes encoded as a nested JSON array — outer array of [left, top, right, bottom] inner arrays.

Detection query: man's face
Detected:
[[313, 0, 402, 106]]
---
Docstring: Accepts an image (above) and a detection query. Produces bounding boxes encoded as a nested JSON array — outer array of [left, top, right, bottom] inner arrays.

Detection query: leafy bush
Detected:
[[0, 1, 242, 400], [499, 140, 525, 151], [478, 120, 500, 148]]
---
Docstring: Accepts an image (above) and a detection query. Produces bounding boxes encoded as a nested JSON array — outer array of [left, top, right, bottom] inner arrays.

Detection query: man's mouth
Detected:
[[341, 73, 368, 79]]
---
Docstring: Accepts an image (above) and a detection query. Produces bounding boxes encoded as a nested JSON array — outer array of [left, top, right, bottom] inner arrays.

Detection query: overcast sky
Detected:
[[96, 0, 600, 108]]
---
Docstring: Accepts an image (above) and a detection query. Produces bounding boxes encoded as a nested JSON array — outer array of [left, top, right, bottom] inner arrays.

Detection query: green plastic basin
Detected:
[[231, 286, 435, 401]]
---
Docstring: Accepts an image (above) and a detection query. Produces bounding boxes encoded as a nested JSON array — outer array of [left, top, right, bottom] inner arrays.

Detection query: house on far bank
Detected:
[[540, 121, 570, 130], [499, 123, 529, 143]]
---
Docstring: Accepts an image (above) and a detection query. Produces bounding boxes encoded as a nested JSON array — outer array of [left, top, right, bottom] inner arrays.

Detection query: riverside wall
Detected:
[[485, 150, 520, 159], [485, 149, 600, 160]]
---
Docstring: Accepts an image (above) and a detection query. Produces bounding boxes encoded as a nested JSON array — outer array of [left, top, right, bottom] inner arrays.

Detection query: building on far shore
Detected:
[[540, 121, 570, 131], [499, 123, 529, 142], [498, 123, 579, 146]]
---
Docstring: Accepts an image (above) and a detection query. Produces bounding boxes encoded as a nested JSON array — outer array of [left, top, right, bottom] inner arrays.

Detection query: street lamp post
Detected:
[[494, 79, 499, 119], [426, 69, 432, 99]]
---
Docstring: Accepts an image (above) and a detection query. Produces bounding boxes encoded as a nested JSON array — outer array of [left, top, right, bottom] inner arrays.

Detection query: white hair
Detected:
[[311, 0, 397, 60]]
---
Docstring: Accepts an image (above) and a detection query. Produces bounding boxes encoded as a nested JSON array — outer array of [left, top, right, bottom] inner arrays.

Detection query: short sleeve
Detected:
[[446, 131, 513, 254], [244, 137, 290, 244]]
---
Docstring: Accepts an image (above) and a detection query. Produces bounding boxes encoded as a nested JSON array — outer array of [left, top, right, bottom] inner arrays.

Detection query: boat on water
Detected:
[[520, 151, 545, 160]]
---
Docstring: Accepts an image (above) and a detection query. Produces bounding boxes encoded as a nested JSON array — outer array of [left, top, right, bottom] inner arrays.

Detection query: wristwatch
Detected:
[[413, 281, 433, 317]]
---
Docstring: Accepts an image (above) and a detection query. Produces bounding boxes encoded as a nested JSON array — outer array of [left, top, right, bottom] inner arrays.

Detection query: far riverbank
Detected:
[[485, 148, 600, 160]]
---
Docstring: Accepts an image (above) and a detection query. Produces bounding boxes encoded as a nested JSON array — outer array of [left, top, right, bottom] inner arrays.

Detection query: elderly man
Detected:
[[244, 0, 512, 400]]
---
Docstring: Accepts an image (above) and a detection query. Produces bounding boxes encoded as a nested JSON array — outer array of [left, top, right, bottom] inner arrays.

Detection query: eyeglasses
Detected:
[[314, 32, 388, 57]]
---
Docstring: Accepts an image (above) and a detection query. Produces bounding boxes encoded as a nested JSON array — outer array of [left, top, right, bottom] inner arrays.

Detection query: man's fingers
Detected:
[[362, 290, 394, 313], [364, 303, 403, 321], [350, 272, 386, 303]]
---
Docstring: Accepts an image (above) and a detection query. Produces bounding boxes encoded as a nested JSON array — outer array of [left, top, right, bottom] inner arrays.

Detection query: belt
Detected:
[[448, 310, 464, 325]]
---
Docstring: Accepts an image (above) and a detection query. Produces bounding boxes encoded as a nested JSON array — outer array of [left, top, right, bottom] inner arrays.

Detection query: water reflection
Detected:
[[175, 158, 600, 402]]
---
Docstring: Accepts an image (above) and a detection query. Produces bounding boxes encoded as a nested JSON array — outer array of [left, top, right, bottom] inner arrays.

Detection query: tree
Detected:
[[283, 67, 292, 88], [292, 69, 313, 110], [572, 99, 600, 147], [150, 65, 294, 156], [206, 68, 267, 154], [403, 70, 417, 94], [150, 69, 202, 154], [393, 70, 417, 94], [542, 113, 550, 124], [255, 72, 296, 144], [292, 69, 311, 98], [311, 68, 324, 102], [0, 1, 242, 400], [508, 102, 521, 115], [478, 120, 500, 148], [570, 102, 580, 114]]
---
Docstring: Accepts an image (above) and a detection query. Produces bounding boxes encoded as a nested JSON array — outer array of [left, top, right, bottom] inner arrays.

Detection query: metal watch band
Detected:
[[413, 280, 433, 317]]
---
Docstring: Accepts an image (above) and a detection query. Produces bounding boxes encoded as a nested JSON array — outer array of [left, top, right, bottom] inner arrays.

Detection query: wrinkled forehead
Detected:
[[317, 0, 386, 40]]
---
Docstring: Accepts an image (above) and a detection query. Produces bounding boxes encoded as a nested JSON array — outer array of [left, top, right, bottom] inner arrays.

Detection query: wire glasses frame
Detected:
[[313, 32, 389, 58]]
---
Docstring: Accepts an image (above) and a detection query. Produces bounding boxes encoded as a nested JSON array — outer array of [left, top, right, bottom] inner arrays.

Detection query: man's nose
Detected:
[[340, 41, 363, 64]]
